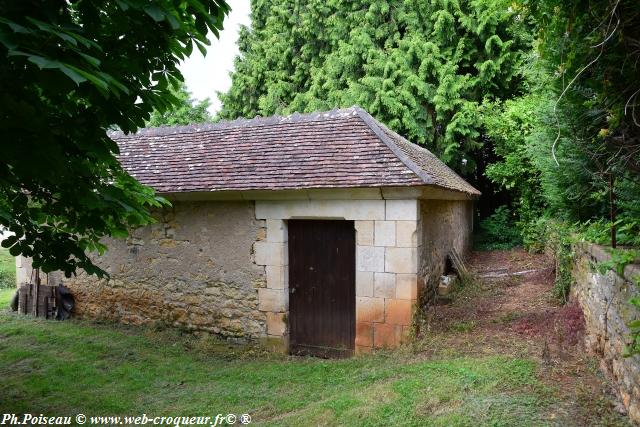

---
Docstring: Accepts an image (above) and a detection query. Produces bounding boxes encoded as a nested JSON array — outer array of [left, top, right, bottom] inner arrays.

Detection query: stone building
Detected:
[[17, 107, 479, 355]]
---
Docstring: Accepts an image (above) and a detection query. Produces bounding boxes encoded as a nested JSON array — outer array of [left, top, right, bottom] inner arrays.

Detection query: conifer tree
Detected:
[[147, 83, 212, 126], [219, 0, 531, 173]]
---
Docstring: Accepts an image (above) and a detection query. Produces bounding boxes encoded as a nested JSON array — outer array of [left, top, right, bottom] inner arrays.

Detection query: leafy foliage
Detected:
[[0, 0, 228, 277], [481, 88, 546, 229], [581, 219, 640, 248], [220, 0, 532, 174], [531, 0, 640, 179], [627, 296, 640, 357], [595, 248, 640, 277], [482, 0, 640, 253], [475, 205, 522, 250], [531, 219, 576, 303], [147, 82, 212, 126]]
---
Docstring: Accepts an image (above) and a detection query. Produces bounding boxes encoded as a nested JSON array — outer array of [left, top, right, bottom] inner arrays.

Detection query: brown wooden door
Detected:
[[288, 220, 355, 357]]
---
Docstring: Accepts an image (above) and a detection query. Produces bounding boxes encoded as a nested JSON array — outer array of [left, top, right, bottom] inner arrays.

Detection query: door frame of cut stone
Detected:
[[253, 196, 421, 354], [288, 219, 356, 357]]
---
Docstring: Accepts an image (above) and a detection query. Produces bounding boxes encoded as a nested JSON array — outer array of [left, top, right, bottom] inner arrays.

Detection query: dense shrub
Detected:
[[475, 206, 523, 250]]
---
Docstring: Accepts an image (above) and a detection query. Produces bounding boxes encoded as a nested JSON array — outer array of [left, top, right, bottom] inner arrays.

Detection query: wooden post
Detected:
[[609, 173, 617, 249], [33, 269, 40, 317]]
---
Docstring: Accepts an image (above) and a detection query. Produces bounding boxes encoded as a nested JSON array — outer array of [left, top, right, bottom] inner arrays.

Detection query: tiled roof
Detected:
[[111, 107, 480, 196]]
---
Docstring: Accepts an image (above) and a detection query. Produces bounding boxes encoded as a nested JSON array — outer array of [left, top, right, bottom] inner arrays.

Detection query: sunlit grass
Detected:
[[0, 312, 557, 426]]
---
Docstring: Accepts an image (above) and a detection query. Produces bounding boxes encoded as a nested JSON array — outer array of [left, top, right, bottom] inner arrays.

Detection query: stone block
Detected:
[[396, 221, 417, 247], [374, 220, 396, 247], [355, 220, 374, 246], [355, 345, 373, 354], [385, 247, 417, 274], [374, 272, 396, 298], [396, 273, 418, 300], [255, 200, 385, 220], [355, 322, 373, 347], [356, 271, 374, 297], [266, 265, 286, 289], [254, 241, 287, 266], [385, 299, 413, 325], [260, 335, 289, 353], [356, 297, 384, 323], [385, 200, 418, 221], [374, 323, 401, 348], [401, 326, 413, 344], [266, 312, 287, 336], [266, 219, 287, 243], [357, 246, 385, 272], [258, 288, 287, 312]]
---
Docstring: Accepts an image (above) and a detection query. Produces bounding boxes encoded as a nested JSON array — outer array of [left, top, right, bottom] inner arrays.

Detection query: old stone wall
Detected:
[[572, 243, 640, 423], [46, 201, 267, 339], [418, 199, 473, 300], [16, 194, 475, 353]]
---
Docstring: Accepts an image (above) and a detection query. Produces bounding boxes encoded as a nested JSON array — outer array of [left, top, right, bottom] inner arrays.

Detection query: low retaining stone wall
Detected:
[[572, 243, 640, 423]]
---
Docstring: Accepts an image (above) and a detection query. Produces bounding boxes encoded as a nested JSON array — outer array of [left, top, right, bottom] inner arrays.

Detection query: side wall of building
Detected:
[[16, 201, 268, 339], [417, 199, 473, 300]]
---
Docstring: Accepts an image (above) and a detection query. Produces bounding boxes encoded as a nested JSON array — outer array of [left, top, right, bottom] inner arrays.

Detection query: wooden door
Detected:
[[288, 220, 355, 357]]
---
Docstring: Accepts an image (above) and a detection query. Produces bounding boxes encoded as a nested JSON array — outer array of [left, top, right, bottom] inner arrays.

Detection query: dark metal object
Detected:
[[55, 284, 74, 320], [288, 220, 355, 358], [10, 291, 18, 311]]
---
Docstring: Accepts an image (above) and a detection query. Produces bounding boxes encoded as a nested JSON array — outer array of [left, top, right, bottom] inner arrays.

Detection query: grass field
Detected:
[[0, 248, 628, 426], [0, 247, 15, 288], [0, 288, 13, 307], [0, 312, 552, 426]]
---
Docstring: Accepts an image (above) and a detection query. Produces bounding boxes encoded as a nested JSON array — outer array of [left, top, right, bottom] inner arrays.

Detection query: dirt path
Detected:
[[417, 248, 630, 426]]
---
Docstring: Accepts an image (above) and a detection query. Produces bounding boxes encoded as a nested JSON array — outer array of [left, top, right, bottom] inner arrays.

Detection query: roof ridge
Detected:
[[110, 107, 360, 138], [353, 107, 434, 186]]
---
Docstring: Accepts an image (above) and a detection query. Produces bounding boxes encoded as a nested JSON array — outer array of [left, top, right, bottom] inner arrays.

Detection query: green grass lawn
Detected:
[[0, 312, 558, 426], [0, 247, 16, 288], [0, 288, 14, 307]]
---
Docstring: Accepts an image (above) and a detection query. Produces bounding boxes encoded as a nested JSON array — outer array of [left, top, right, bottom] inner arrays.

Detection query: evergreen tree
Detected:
[[147, 83, 212, 126], [219, 0, 531, 174]]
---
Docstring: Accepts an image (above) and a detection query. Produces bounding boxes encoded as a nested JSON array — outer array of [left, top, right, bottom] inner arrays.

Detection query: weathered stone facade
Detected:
[[572, 243, 640, 423], [418, 199, 473, 300], [34, 201, 268, 339], [16, 190, 475, 353]]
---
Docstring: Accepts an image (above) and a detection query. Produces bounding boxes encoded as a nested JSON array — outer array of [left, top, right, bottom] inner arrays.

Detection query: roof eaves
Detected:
[[384, 130, 481, 196], [353, 107, 434, 186]]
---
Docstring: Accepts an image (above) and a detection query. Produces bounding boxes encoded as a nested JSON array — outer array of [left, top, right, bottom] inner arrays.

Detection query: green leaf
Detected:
[[64, 64, 109, 90], [194, 39, 207, 56], [59, 65, 87, 84], [0, 17, 30, 34], [78, 52, 101, 67], [27, 55, 61, 69], [144, 5, 166, 22]]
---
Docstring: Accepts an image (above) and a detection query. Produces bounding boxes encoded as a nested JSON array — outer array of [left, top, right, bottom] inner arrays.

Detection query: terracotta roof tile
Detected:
[[111, 107, 480, 196]]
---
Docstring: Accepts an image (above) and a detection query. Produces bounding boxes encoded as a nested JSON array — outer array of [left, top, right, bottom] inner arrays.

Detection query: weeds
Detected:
[[450, 321, 476, 333], [474, 206, 523, 250]]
